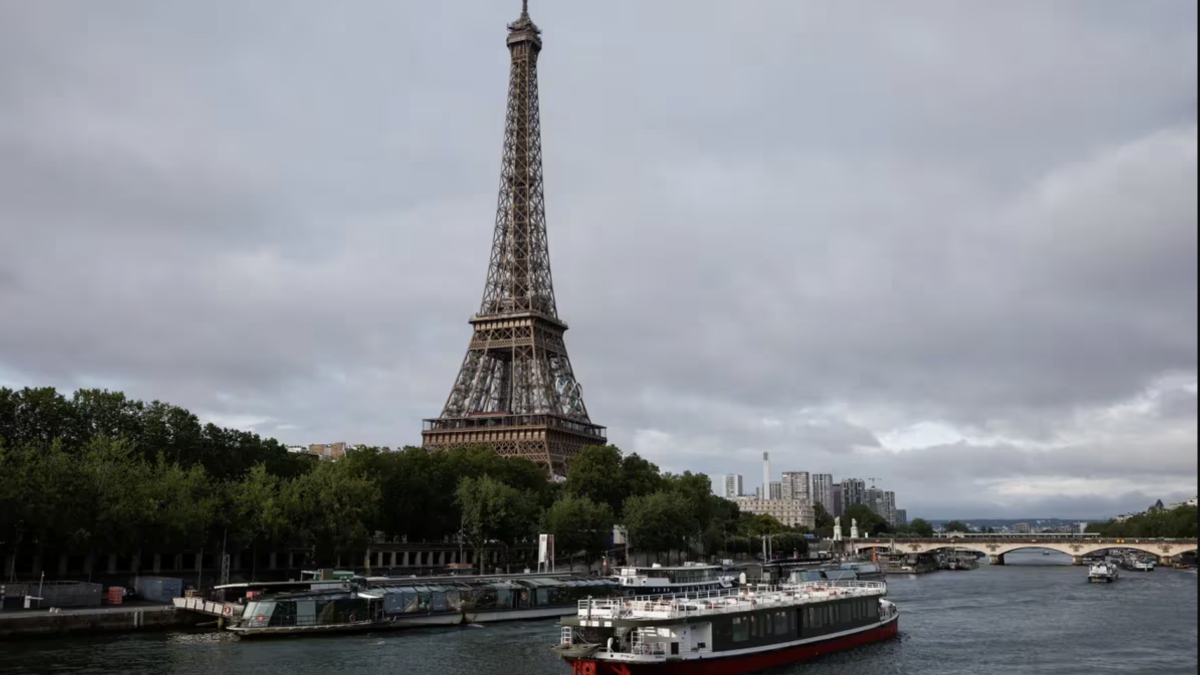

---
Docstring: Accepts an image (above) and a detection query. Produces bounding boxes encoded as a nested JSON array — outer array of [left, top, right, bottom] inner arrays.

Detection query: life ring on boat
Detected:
[[349, 613, 357, 622], [223, 605, 234, 617], [255, 615, 265, 623], [574, 661, 597, 675]]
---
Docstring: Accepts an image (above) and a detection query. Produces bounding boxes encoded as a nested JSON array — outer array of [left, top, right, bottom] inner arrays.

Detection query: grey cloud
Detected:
[[0, 0, 1196, 516]]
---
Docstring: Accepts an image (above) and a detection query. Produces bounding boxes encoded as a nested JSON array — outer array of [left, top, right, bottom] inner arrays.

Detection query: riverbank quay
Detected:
[[0, 603, 202, 639]]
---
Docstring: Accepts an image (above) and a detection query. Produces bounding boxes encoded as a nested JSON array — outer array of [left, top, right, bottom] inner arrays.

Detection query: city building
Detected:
[[811, 474, 834, 512], [884, 491, 897, 526], [420, 1, 607, 477], [762, 452, 772, 501], [842, 478, 866, 508], [1014, 522, 1031, 534], [864, 488, 888, 523], [769, 482, 783, 501], [308, 443, 348, 461], [894, 509, 908, 527], [831, 484, 845, 518], [721, 474, 745, 499], [781, 472, 811, 504], [736, 498, 816, 529]]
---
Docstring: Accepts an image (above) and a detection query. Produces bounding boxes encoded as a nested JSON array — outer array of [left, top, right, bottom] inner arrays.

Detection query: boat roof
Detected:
[[569, 581, 888, 625], [619, 564, 720, 571], [214, 579, 350, 591]]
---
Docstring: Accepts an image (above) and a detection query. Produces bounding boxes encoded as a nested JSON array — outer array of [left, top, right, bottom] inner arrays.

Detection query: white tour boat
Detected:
[[555, 580, 899, 674]]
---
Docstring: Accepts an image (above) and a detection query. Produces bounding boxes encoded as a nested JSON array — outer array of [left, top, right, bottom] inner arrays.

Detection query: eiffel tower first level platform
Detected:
[[422, 1, 605, 476], [422, 312, 606, 478]]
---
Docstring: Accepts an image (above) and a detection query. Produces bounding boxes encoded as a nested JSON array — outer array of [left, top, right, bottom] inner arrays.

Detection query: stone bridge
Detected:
[[852, 537, 1199, 565]]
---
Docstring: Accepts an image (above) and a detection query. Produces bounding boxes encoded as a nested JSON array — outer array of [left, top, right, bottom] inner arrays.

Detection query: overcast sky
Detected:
[[1, 1, 1196, 520]]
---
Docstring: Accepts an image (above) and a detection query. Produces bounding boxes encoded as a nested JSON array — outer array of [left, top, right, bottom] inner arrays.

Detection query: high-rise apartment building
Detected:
[[842, 478, 866, 508], [721, 474, 745, 499], [831, 484, 845, 517], [883, 491, 897, 525], [769, 482, 783, 500], [894, 509, 908, 527], [811, 474, 834, 511], [781, 472, 811, 503]]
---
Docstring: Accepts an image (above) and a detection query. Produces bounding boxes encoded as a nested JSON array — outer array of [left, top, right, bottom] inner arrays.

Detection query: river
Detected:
[[1, 552, 1196, 674]]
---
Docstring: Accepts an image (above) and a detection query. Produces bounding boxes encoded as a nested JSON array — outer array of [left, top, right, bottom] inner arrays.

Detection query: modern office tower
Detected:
[[769, 482, 783, 500]]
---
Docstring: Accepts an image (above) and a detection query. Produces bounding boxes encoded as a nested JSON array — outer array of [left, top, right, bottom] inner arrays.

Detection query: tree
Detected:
[[1088, 506, 1198, 539], [844, 504, 887, 533], [279, 460, 382, 566], [942, 520, 971, 534], [624, 491, 696, 557], [541, 494, 614, 570], [908, 518, 935, 537], [564, 446, 626, 517], [230, 464, 285, 580], [457, 476, 538, 574], [813, 502, 834, 530], [621, 452, 664, 500], [773, 533, 810, 559]]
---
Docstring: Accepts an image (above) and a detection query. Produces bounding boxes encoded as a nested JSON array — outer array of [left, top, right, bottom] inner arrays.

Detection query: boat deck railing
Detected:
[[576, 580, 887, 621]]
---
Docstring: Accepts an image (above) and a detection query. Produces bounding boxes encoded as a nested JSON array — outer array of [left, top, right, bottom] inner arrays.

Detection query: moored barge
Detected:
[[220, 574, 619, 638], [555, 580, 898, 674]]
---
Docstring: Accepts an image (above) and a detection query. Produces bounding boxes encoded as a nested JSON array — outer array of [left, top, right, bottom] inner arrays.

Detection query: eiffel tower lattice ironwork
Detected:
[[422, 1, 605, 477]]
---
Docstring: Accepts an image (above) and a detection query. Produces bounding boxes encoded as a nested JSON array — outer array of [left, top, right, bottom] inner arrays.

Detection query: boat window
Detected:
[[788, 609, 796, 633], [866, 600, 879, 619], [296, 600, 316, 627], [773, 611, 788, 635], [750, 614, 761, 638], [732, 617, 749, 642], [764, 612, 774, 635], [247, 601, 276, 627]]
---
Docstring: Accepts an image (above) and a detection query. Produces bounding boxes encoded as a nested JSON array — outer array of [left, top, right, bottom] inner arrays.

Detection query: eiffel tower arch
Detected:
[[422, 1, 606, 478]]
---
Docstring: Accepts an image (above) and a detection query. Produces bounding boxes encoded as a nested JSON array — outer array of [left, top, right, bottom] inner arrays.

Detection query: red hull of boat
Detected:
[[567, 618, 898, 675]]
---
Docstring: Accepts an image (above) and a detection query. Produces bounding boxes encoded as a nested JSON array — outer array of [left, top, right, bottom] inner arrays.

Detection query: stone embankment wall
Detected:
[[0, 605, 200, 639]]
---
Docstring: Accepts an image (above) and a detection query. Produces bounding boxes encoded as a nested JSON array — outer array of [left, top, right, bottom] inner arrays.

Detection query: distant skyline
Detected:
[[1, 1, 1196, 520]]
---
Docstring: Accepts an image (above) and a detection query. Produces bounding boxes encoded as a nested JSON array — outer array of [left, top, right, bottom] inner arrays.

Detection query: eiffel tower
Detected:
[[422, 1, 606, 477]]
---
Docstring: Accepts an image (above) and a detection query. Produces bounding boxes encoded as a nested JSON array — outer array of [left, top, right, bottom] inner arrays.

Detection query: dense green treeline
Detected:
[[0, 387, 813, 581], [1086, 506, 1198, 539]]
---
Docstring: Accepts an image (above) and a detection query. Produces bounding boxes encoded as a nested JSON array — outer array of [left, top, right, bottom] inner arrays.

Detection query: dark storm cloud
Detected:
[[0, 0, 1195, 518]]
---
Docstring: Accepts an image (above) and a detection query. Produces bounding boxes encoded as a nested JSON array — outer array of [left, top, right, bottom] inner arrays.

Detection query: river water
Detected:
[[2, 552, 1196, 675]]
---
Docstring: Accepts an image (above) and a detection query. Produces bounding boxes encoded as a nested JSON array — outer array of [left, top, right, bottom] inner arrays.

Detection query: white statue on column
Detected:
[[833, 516, 843, 541], [850, 518, 860, 540]]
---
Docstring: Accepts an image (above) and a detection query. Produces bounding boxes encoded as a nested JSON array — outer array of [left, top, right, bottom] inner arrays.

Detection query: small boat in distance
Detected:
[[1088, 562, 1119, 584], [1132, 558, 1157, 572]]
